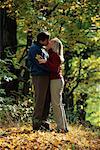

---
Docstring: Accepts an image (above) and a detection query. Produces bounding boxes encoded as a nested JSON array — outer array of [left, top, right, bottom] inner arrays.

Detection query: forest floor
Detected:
[[0, 123, 100, 150]]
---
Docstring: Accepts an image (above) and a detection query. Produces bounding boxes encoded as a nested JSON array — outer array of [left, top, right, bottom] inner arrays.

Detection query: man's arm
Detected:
[[28, 45, 50, 73]]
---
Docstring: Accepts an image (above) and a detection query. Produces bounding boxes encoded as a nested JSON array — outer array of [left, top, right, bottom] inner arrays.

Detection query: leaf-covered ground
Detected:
[[0, 123, 99, 150]]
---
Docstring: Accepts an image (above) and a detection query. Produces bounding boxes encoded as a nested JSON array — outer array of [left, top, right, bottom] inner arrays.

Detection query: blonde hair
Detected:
[[51, 38, 64, 63]]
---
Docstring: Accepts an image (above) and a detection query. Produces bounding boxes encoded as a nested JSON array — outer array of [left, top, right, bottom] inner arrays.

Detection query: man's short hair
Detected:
[[37, 31, 50, 42]]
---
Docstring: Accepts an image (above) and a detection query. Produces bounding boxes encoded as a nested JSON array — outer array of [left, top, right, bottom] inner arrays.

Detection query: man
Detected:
[[28, 31, 51, 130]]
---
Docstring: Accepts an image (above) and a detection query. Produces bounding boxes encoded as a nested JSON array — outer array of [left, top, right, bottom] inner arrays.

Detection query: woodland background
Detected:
[[0, 0, 100, 127]]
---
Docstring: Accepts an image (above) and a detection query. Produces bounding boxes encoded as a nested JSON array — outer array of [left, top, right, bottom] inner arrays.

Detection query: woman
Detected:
[[38, 38, 68, 132]]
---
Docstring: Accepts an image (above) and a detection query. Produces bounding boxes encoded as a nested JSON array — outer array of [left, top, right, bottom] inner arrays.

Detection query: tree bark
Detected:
[[0, 6, 18, 97], [0, 7, 17, 59]]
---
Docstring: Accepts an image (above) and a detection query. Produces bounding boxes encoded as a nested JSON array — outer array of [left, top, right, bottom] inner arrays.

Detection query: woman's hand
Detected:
[[35, 54, 43, 60], [38, 58, 47, 64]]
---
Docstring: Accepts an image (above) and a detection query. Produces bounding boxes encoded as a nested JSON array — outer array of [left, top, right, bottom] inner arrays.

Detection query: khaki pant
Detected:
[[32, 76, 51, 128], [50, 78, 68, 130]]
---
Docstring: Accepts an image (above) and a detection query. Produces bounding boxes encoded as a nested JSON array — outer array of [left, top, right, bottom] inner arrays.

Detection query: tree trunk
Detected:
[[0, 8, 5, 58], [0, 7, 17, 59], [22, 29, 32, 95], [0, 6, 18, 98], [63, 51, 74, 121]]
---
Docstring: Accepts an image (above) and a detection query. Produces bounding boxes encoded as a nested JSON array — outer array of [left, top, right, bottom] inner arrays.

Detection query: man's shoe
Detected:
[[32, 123, 40, 131], [32, 126, 40, 131], [40, 122, 50, 130], [32, 118, 42, 131]]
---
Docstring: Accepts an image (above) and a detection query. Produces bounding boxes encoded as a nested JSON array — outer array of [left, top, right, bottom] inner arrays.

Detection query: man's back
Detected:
[[28, 42, 50, 76]]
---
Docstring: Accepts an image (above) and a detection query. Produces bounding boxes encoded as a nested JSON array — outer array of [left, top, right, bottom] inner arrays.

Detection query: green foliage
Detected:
[[0, 96, 34, 125], [0, 59, 17, 81], [0, 0, 100, 126]]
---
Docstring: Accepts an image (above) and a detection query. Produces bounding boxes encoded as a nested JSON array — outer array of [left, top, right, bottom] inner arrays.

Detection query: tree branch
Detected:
[[68, 57, 82, 97]]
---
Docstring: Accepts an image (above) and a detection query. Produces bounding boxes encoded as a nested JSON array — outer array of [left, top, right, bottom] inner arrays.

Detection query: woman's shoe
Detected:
[[57, 128, 69, 133]]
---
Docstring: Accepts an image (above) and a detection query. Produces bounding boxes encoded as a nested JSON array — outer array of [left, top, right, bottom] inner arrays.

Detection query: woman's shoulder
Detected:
[[49, 49, 58, 56], [50, 50, 60, 62]]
